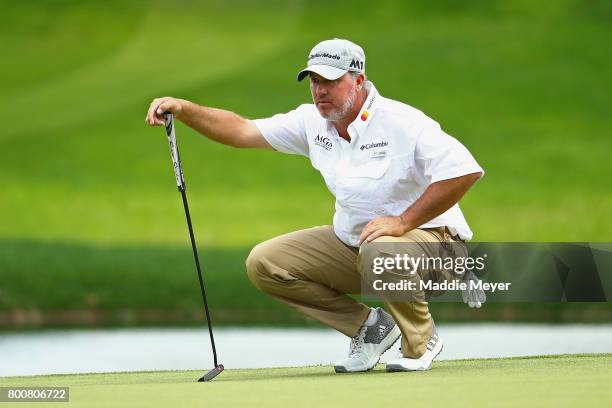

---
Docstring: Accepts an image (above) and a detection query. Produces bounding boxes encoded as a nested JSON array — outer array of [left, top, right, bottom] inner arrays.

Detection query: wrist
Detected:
[[398, 214, 414, 233], [174, 99, 188, 120]]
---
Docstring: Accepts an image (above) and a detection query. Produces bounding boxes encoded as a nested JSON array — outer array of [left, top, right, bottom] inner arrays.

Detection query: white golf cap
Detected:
[[297, 38, 366, 82]]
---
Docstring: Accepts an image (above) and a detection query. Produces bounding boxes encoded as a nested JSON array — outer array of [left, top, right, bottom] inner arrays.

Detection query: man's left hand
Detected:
[[358, 216, 410, 245], [461, 270, 486, 308]]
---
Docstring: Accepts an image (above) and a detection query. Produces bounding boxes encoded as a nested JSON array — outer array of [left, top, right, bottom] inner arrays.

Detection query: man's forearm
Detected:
[[175, 100, 253, 147], [399, 172, 482, 231], [146, 96, 272, 148]]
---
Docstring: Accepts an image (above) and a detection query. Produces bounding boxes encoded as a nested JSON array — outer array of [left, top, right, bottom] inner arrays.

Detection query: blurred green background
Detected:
[[1, 0, 611, 328]]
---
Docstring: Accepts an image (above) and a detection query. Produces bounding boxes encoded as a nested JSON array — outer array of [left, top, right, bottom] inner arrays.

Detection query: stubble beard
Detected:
[[320, 84, 358, 122]]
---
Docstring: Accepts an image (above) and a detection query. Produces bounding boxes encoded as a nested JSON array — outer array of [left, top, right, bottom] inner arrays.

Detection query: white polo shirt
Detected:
[[253, 81, 484, 247]]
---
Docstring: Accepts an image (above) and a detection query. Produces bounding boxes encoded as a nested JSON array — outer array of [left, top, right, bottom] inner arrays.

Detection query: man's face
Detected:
[[309, 72, 360, 121]]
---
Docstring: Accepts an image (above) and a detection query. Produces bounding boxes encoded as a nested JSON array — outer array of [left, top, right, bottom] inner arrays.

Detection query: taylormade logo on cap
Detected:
[[297, 38, 366, 82]]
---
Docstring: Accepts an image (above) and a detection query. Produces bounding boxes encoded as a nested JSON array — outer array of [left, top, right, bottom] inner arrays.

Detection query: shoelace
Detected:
[[349, 327, 367, 357]]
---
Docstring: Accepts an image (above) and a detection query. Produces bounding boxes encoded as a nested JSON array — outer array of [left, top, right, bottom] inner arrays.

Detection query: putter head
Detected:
[[198, 364, 224, 382]]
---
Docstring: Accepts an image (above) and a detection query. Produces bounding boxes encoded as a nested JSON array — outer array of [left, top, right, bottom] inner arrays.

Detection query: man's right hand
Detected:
[[145, 97, 184, 126], [143, 97, 272, 149]]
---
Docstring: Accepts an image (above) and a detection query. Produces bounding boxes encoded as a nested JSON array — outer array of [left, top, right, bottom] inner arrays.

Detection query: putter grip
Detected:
[[164, 112, 186, 191]]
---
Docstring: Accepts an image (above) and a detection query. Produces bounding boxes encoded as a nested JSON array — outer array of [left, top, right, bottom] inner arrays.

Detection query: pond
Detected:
[[1, 324, 611, 377]]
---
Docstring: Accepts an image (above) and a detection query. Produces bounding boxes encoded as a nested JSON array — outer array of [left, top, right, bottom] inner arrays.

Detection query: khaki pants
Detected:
[[245, 225, 464, 358]]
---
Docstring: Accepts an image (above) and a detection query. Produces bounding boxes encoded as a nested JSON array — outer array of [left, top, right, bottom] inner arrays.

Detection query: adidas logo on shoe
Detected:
[[386, 326, 443, 372], [334, 308, 401, 373]]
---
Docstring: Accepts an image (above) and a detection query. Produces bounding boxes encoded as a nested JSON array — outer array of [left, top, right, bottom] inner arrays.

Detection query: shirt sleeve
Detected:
[[252, 105, 310, 157], [414, 121, 484, 185]]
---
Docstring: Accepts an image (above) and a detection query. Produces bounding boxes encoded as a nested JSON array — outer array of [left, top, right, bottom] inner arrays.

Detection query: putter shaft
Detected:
[[163, 112, 221, 380], [180, 188, 219, 368]]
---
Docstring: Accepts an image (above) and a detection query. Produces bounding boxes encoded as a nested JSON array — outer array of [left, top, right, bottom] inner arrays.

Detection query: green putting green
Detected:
[[1, 354, 610, 407]]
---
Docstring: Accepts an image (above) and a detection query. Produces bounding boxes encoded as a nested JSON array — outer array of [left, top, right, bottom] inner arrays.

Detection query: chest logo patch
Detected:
[[360, 140, 389, 151], [314, 134, 333, 151]]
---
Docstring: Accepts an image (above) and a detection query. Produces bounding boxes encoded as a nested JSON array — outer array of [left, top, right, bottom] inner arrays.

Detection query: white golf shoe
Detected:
[[334, 307, 401, 373], [386, 328, 443, 372]]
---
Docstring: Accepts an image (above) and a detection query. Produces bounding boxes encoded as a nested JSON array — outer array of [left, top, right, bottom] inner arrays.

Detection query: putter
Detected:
[[163, 112, 224, 382]]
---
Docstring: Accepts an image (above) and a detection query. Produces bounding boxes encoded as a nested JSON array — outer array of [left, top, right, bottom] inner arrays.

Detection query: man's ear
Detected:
[[356, 73, 366, 88]]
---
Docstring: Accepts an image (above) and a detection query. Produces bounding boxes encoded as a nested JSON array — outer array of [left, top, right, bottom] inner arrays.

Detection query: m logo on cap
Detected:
[[349, 59, 364, 70], [296, 38, 366, 82]]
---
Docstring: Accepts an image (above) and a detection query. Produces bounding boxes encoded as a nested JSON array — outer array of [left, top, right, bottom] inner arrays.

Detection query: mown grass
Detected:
[[1, 239, 610, 327], [1, 354, 611, 407], [0, 0, 610, 324]]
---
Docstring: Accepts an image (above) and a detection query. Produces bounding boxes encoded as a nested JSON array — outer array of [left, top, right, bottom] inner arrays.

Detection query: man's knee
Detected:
[[245, 242, 269, 290], [369, 229, 426, 244], [358, 229, 435, 266], [245, 239, 297, 291]]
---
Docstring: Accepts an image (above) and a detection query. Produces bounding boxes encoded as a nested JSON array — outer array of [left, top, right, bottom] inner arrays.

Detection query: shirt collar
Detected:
[[349, 81, 380, 139]]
